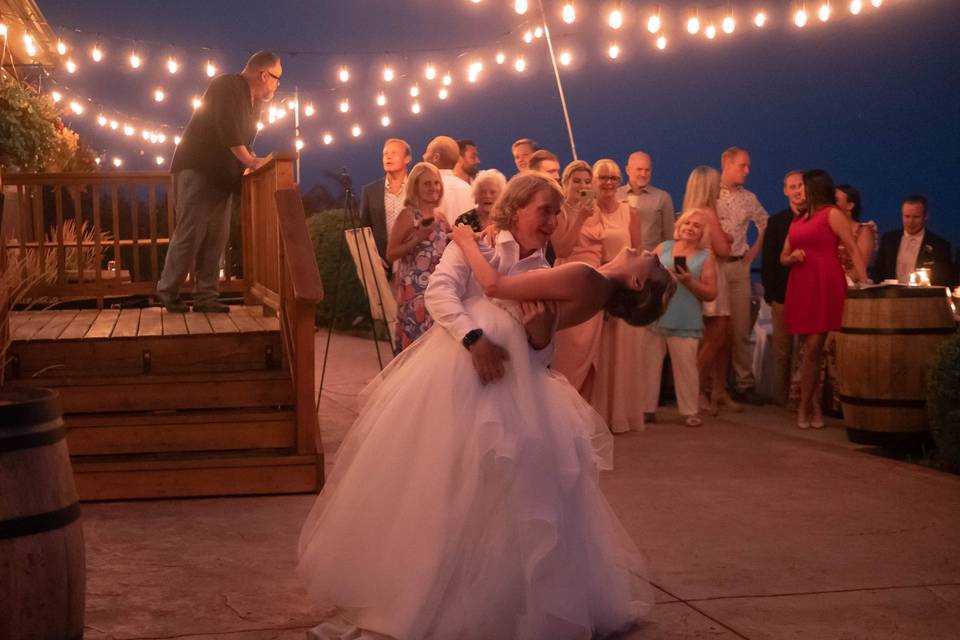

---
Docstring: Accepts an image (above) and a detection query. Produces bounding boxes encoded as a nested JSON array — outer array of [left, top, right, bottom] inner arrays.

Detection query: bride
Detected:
[[298, 173, 675, 640]]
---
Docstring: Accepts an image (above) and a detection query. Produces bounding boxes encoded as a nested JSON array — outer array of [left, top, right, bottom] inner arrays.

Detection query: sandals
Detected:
[[684, 415, 703, 428]]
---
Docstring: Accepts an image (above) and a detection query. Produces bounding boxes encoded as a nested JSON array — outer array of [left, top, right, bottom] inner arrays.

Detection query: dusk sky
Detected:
[[40, 0, 960, 246]]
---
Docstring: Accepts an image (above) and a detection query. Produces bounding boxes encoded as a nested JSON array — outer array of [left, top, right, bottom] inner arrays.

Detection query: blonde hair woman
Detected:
[[386, 161, 451, 352]]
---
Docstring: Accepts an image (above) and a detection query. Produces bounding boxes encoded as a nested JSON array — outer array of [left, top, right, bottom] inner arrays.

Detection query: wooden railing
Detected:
[[241, 153, 324, 459], [0, 170, 243, 305]]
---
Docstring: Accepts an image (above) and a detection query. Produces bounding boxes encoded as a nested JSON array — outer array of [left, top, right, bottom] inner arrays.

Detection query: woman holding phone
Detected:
[[387, 161, 452, 353], [643, 210, 718, 427]]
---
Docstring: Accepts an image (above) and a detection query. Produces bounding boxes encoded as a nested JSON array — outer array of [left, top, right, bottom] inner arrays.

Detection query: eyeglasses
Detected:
[[264, 71, 281, 84], [597, 175, 620, 182]]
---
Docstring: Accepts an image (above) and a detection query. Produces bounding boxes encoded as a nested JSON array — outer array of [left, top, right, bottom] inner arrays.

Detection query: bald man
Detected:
[[424, 135, 474, 222], [616, 151, 675, 251]]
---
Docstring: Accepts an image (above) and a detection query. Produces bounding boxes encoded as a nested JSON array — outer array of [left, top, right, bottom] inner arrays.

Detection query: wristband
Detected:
[[462, 328, 483, 350]]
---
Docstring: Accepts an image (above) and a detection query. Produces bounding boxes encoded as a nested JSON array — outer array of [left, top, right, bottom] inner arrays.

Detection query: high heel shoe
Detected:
[[811, 415, 825, 429]]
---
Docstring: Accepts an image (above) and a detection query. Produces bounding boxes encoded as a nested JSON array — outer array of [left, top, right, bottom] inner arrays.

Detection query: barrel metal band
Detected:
[[0, 426, 67, 453], [838, 395, 926, 408], [839, 327, 956, 336], [0, 502, 82, 539]]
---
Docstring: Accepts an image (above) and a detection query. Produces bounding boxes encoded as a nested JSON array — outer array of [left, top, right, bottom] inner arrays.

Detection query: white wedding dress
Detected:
[[298, 295, 652, 640]]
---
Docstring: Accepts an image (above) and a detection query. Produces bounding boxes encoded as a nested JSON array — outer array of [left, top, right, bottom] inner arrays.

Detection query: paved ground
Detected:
[[80, 333, 960, 640]]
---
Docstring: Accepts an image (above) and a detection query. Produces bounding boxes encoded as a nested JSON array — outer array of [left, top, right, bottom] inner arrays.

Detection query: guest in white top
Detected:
[[424, 135, 475, 223], [454, 139, 480, 185]]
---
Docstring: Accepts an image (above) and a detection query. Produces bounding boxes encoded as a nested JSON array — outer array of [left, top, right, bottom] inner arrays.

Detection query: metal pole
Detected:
[[537, 0, 577, 160], [294, 85, 301, 184]]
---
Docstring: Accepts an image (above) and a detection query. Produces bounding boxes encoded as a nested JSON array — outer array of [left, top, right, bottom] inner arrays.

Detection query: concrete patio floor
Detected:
[[80, 333, 960, 640]]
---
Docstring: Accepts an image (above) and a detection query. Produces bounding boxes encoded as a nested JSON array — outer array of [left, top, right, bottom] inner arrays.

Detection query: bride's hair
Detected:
[[489, 173, 563, 230], [604, 261, 677, 327]]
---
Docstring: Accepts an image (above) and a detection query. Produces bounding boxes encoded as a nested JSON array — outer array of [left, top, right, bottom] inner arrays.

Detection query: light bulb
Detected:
[[425, 64, 436, 80], [167, 57, 179, 74], [174, 135, 182, 145], [154, 88, 165, 102], [647, 14, 661, 34], [339, 99, 350, 113], [376, 92, 387, 106], [65, 58, 77, 73], [850, 0, 863, 13], [129, 52, 142, 69], [514, 57, 526, 72], [295, 139, 304, 151], [442, 72, 452, 86], [276, 108, 286, 119], [523, 30, 533, 44], [256, 120, 264, 131], [411, 101, 421, 114], [91, 44, 103, 62], [157, 133, 166, 144], [515, 0, 528, 14], [706, 24, 717, 39], [56, 39, 67, 55], [155, 156, 165, 166], [795, 8, 808, 27], [607, 43, 620, 59], [438, 88, 449, 100], [754, 12, 768, 27], [534, 26, 543, 38], [24, 34, 37, 57], [819, 2, 832, 21], [609, 8, 623, 29], [123, 125, 135, 136], [351, 124, 361, 137], [871, 0, 882, 7], [192, 97, 202, 109], [142, 130, 151, 141], [304, 103, 315, 116], [206, 61, 216, 77], [339, 65, 350, 82], [410, 84, 420, 97], [112, 157, 123, 168], [687, 16, 701, 34], [722, 15, 736, 34], [150, 133, 159, 144], [559, 50, 572, 66], [69, 100, 84, 115], [97, 114, 107, 126], [383, 66, 395, 82], [95, 157, 101, 165], [323, 132, 334, 145], [656, 35, 667, 50], [0, 23, 8, 38], [381, 115, 391, 127], [562, 3, 575, 24], [110, 120, 119, 130], [50, 91, 62, 103], [496, 51, 506, 65]]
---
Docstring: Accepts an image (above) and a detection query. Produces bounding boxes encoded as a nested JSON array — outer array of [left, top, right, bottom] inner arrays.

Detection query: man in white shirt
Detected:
[[616, 151, 675, 251], [454, 139, 480, 185], [423, 135, 475, 223]]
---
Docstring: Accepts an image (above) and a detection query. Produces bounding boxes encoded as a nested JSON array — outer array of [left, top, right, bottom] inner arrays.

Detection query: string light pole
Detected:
[[536, 0, 577, 160]]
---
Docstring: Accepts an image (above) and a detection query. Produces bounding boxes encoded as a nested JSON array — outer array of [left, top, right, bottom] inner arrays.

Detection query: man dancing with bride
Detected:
[[298, 172, 676, 640]]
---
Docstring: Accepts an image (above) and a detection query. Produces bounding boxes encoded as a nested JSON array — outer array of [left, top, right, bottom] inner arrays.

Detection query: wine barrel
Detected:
[[0, 387, 85, 640], [835, 286, 958, 445]]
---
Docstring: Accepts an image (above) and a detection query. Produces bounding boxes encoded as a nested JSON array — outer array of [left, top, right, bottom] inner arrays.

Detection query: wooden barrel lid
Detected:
[[847, 285, 949, 299], [0, 387, 62, 428]]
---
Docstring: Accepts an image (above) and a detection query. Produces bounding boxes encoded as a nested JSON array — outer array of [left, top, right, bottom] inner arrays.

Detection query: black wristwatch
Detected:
[[462, 328, 484, 350]]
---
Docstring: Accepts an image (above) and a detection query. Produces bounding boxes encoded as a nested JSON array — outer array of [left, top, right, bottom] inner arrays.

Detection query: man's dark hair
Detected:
[[244, 51, 280, 72], [457, 139, 476, 155], [511, 137, 539, 152], [836, 184, 862, 221], [903, 194, 928, 214], [528, 149, 558, 171]]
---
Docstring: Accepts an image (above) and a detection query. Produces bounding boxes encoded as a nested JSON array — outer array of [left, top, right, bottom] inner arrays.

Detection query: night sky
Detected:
[[39, 0, 960, 246]]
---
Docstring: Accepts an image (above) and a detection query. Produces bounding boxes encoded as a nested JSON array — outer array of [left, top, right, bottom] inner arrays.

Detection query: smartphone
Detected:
[[674, 255, 687, 271], [578, 189, 595, 205], [420, 217, 435, 228]]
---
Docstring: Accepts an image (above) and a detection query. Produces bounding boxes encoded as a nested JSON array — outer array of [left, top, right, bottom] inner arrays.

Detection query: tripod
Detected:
[[316, 168, 393, 406]]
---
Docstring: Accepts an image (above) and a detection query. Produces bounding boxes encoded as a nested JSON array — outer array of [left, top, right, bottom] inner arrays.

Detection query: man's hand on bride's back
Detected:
[[469, 336, 510, 385]]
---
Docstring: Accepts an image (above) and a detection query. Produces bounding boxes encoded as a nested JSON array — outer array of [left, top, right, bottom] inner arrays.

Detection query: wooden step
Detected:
[[64, 408, 297, 456], [19, 370, 295, 414], [72, 450, 322, 501]]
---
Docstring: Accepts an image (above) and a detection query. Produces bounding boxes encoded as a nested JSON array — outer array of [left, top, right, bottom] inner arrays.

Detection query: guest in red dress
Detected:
[[781, 170, 867, 429]]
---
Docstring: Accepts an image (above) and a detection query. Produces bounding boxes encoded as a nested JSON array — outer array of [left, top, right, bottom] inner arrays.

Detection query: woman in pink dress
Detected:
[[781, 170, 867, 429]]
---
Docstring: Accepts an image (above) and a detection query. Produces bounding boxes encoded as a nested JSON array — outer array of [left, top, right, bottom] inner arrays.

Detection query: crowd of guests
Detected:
[[358, 135, 957, 431]]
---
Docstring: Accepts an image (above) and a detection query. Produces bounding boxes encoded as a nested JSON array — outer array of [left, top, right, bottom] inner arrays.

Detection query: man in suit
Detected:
[[875, 195, 955, 287], [359, 138, 412, 266]]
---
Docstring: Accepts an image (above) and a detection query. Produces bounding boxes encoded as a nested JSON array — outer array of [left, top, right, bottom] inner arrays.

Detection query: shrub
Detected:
[[0, 78, 60, 171], [928, 330, 960, 473]]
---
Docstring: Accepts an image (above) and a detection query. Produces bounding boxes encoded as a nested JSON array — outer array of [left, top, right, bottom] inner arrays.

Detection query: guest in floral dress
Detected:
[[386, 162, 452, 353]]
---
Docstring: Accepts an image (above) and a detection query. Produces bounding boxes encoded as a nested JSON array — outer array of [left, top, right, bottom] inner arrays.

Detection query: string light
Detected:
[[558, 50, 572, 66], [155, 156, 165, 166], [871, 0, 882, 6], [514, 57, 526, 72], [141, 130, 151, 141], [192, 97, 202, 109], [410, 84, 420, 97], [256, 121, 264, 131], [795, 6, 809, 27], [129, 51, 142, 69], [523, 29, 534, 44], [818, 2, 832, 21], [339, 99, 350, 113], [50, 91, 62, 103], [534, 26, 543, 38], [656, 34, 667, 50], [68, 100, 84, 115], [850, 0, 863, 14], [687, 15, 701, 35], [515, 0, 528, 14], [112, 157, 123, 168], [647, 7, 661, 34], [411, 101, 421, 114], [722, 14, 736, 34], [376, 92, 387, 106], [609, 4, 623, 29], [157, 133, 166, 144], [351, 124, 362, 137], [123, 124, 135, 136], [110, 120, 119, 130], [91, 43, 103, 62], [295, 139, 304, 151], [0, 23, 8, 38], [496, 51, 506, 64], [24, 33, 37, 57], [338, 65, 350, 82], [383, 66, 395, 82], [562, 2, 576, 24], [607, 43, 620, 59], [706, 24, 718, 39], [442, 72, 452, 86], [206, 60, 217, 77], [323, 132, 334, 145], [754, 11, 768, 27], [438, 87, 449, 100], [97, 114, 107, 126], [167, 57, 179, 74], [380, 114, 391, 127], [153, 88, 165, 102], [65, 58, 77, 73], [425, 64, 437, 80], [56, 39, 67, 55], [174, 135, 182, 145], [304, 103, 315, 116]]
